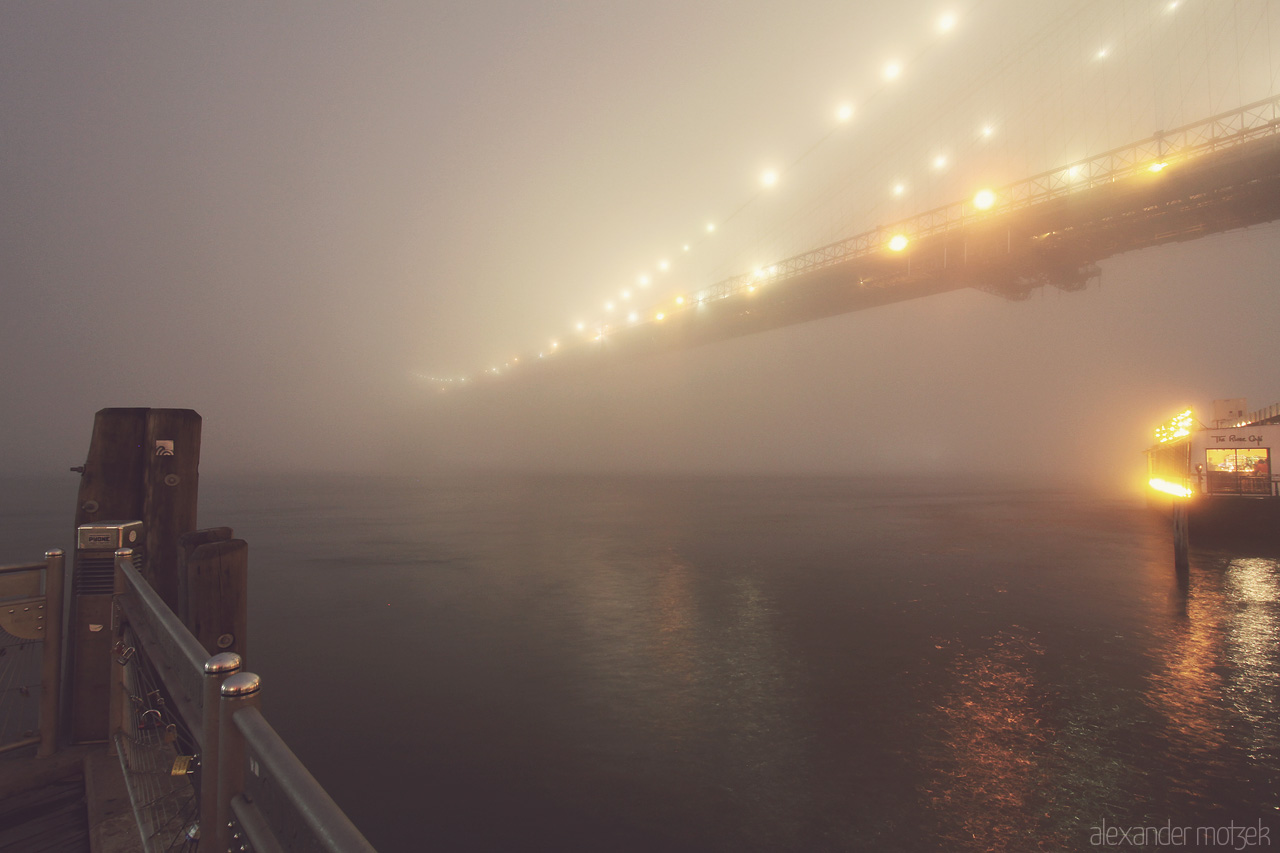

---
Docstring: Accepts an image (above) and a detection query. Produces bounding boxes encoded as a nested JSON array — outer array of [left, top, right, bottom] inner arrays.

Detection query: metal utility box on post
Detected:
[[69, 522, 142, 743]]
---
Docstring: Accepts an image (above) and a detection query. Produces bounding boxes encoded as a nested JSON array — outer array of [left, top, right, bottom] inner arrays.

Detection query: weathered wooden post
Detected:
[[140, 409, 202, 610], [176, 527, 232, 625], [1172, 498, 1190, 572], [73, 408, 148, 528], [72, 407, 200, 612], [184, 537, 249, 663]]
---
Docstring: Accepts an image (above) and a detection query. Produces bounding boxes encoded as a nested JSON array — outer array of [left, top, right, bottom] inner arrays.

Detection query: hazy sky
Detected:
[[3, 1, 1279, 491]]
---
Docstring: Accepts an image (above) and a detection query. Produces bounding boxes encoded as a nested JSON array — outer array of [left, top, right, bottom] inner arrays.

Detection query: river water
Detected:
[[3, 473, 1278, 851]]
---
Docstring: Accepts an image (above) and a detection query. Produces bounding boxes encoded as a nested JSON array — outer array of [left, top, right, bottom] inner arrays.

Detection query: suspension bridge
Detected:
[[435, 1, 1280, 388], [541, 97, 1280, 372], [456, 94, 1280, 384]]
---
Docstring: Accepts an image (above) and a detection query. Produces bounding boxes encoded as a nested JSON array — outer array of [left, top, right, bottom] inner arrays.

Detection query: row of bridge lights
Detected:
[[459, 152, 1169, 382], [437, 2, 1183, 387], [528, 10, 971, 376], [438, 153, 1171, 386]]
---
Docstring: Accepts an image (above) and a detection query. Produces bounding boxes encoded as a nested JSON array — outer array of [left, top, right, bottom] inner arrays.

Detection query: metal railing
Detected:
[[111, 549, 375, 852], [0, 550, 63, 757], [1230, 401, 1280, 428]]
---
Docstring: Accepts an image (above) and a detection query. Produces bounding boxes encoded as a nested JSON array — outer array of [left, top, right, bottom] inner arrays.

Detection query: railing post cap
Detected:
[[44, 548, 64, 558], [222, 672, 261, 698], [205, 652, 243, 675]]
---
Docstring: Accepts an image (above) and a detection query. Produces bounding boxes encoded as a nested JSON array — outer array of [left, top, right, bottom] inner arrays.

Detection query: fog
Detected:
[[3, 1, 1279, 493]]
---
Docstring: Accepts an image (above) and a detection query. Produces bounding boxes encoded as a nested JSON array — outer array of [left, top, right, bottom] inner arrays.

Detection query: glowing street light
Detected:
[[622, 290, 631, 300], [628, 311, 639, 323], [937, 13, 956, 32], [884, 62, 901, 81], [1149, 161, 1168, 172], [655, 312, 665, 321], [933, 154, 948, 170], [888, 234, 909, 252], [638, 274, 650, 286], [893, 183, 906, 196], [836, 103, 854, 122], [682, 244, 690, 251], [973, 189, 996, 210], [576, 322, 585, 331], [761, 169, 779, 188], [658, 260, 669, 272], [706, 222, 716, 233], [981, 125, 994, 138], [675, 296, 685, 305], [605, 301, 615, 312]]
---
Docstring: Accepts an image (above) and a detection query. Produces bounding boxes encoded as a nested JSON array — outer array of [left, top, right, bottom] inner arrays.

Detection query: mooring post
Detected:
[[176, 527, 233, 626], [1172, 499, 1190, 572], [185, 538, 249, 663], [140, 408, 202, 612]]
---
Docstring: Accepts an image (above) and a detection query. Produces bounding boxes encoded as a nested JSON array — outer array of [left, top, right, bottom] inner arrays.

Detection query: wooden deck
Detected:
[[0, 745, 142, 853]]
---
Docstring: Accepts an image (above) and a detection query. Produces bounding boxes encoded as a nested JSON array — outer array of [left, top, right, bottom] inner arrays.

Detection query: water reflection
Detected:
[[556, 534, 812, 848], [919, 628, 1061, 851], [1220, 558, 1280, 768], [1144, 551, 1280, 811], [188, 474, 1280, 850]]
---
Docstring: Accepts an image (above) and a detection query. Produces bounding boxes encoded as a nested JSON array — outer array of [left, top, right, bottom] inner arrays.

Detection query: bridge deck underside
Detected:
[[518, 133, 1280, 378]]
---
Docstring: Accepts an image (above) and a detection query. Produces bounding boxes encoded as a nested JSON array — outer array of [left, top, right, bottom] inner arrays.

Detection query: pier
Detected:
[[0, 408, 375, 852]]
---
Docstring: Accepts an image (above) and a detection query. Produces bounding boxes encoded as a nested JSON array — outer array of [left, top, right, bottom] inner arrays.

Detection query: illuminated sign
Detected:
[[1154, 408, 1194, 443]]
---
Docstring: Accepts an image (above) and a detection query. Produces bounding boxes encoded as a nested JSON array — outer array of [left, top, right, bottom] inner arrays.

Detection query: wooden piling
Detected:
[[176, 527, 233, 625], [140, 409, 202, 612], [72, 407, 202, 609], [1173, 499, 1190, 572], [73, 409, 148, 528], [185, 539, 248, 662]]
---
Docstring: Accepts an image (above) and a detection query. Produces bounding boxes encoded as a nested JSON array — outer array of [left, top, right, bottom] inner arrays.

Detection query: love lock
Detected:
[[163, 723, 178, 744], [114, 644, 135, 666]]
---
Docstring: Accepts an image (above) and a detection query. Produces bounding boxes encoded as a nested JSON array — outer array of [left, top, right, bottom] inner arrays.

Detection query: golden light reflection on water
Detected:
[[1221, 557, 1280, 752], [920, 629, 1060, 852], [565, 539, 800, 775], [1145, 553, 1280, 802]]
